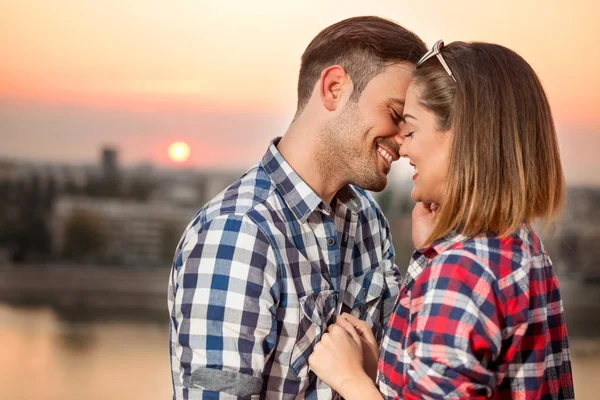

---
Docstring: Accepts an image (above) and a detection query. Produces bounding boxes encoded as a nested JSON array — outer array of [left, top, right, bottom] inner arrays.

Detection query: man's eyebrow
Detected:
[[388, 98, 405, 106]]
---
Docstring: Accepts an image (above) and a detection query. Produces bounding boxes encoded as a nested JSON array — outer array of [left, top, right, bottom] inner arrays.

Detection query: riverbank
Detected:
[[0, 263, 169, 321], [1, 263, 599, 337]]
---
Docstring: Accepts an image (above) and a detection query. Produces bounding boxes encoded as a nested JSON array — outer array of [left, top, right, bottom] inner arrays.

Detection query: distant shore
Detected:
[[0, 263, 169, 321], [1, 263, 598, 338]]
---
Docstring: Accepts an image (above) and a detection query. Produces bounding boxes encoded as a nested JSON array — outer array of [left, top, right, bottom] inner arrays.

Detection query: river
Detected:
[[1, 287, 599, 399]]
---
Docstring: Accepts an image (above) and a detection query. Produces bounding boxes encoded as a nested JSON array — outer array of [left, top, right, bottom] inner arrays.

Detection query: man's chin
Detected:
[[355, 176, 387, 192]]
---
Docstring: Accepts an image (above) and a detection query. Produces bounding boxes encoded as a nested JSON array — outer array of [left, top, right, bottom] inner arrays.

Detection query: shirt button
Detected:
[[327, 237, 336, 246]]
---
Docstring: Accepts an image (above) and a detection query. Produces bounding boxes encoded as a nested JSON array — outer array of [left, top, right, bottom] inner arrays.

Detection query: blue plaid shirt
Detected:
[[168, 138, 401, 399]]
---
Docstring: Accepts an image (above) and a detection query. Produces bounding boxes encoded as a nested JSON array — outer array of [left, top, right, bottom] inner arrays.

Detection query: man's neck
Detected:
[[277, 123, 346, 205]]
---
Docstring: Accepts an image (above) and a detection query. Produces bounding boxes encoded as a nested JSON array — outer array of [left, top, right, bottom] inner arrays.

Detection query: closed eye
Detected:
[[390, 108, 402, 123]]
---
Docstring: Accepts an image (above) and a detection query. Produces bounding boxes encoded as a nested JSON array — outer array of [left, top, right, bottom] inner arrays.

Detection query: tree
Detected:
[[62, 210, 107, 262], [160, 221, 183, 264]]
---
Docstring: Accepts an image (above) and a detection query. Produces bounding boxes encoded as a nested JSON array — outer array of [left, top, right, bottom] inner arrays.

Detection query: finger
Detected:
[[327, 324, 352, 341], [338, 313, 368, 333], [335, 315, 362, 347], [308, 349, 318, 367], [339, 312, 366, 327], [320, 332, 332, 345], [412, 202, 432, 218], [313, 341, 322, 353], [338, 313, 376, 344]]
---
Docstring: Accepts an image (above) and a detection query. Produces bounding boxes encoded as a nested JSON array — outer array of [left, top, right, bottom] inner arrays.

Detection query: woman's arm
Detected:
[[339, 375, 384, 400], [336, 313, 380, 382], [401, 249, 515, 399], [307, 321, 383, 400]]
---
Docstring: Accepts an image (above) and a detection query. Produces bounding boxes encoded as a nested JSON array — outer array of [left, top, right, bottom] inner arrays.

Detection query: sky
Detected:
[[1, 0, 598, 185]]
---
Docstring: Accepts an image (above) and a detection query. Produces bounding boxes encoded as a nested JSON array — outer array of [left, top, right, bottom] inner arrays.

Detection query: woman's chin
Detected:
[[410, 188, 419, 202], [411, 189, 439, 205], [410, 188, 428, 203]]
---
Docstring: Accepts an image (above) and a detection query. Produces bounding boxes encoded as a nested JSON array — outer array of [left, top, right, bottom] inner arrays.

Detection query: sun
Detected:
[[168, 141, 191, 163]]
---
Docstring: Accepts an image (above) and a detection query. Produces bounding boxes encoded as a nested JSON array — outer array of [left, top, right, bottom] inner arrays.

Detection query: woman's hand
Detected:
[[336, 313, 380, 382], [308, 320, 370, 396], [412, 202, 439, 248]]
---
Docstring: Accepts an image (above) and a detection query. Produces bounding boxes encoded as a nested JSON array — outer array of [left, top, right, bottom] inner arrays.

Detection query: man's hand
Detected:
[[308, 322, 369, 395], [412, 202, 439, 249], [336, 313, 379, 382]]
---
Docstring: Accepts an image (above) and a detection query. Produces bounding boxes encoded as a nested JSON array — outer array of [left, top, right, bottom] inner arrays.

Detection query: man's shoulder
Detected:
[[195, 162, 276, 227]]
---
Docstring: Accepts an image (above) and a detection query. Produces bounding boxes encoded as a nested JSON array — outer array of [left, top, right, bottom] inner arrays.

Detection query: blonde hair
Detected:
[[413, 42, 565, 244]]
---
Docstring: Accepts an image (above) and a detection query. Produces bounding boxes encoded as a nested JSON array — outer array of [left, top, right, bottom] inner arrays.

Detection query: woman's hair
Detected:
[[413, 42, 565, 244]]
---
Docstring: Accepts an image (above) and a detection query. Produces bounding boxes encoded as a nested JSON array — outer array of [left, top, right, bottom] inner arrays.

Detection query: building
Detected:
[[52, 197, 198, 267]]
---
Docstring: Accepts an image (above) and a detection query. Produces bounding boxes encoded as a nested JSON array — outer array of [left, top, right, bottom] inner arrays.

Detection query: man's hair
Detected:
[[412, 42, 566, 244], [296, 16, 427, 115]]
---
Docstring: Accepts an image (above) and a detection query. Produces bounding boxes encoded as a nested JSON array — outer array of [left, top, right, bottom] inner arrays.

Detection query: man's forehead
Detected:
[[358, 63, 412, 104], [371, 64, 412, 94], [379, 62, 415, 78]]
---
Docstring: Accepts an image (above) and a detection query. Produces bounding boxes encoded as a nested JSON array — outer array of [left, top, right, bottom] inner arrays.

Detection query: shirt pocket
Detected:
[[289, 290, 338, 377], [341, 267, 385, 334]]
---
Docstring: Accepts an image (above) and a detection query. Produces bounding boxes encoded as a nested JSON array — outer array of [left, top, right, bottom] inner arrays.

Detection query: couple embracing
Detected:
[[168, 16, 574, 400]]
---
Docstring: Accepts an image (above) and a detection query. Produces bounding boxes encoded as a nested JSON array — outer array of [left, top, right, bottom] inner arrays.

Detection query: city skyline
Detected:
[[1, 1, 599, 185]]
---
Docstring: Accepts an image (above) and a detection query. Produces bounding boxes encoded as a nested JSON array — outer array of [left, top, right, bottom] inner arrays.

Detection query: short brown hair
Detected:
[[296, 16, 426, 115], [413, 42, 565, 243]]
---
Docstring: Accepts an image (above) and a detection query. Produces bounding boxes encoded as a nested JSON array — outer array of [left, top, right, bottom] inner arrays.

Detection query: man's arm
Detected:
[[168, 214, 280, 399]]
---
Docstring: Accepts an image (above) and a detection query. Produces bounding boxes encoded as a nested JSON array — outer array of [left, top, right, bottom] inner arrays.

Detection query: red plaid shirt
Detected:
[[377, 225, 574, 399]]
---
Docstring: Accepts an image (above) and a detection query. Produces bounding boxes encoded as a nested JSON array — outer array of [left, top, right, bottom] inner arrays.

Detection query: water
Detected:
[[0, 303, 599, 399], [0, 305, 171, 400]]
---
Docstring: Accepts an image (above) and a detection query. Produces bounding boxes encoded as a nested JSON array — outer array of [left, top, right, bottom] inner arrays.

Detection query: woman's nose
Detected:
[[398, 139, 408, 158]]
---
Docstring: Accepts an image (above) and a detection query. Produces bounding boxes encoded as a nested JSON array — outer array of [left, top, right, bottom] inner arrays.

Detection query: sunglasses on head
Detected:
[[416, 40, 456, 83]]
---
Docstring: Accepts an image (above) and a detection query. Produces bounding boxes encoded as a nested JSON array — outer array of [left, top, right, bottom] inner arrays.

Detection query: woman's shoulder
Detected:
[[425, 224, 540, 285]]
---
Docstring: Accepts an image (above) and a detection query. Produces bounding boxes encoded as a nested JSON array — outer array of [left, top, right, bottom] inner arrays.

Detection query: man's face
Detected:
[[321, 63, 413, 192]]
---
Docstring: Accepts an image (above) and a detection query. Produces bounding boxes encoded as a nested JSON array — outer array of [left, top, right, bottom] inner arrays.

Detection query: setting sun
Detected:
[[167, 141, 191, 163]]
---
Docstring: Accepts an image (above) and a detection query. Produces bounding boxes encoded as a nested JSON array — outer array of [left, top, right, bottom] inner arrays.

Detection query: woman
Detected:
[[307, 41, 575, 399]]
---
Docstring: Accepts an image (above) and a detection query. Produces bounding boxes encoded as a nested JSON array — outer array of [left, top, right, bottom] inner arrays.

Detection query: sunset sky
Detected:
[[1, 0, 598, 185]]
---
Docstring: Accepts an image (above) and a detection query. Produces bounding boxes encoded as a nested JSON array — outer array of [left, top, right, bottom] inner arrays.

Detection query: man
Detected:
[[168, 16, 426, 399]]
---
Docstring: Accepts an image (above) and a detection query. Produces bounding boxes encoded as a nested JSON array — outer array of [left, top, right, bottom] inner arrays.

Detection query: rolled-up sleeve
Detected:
[[168, 214, 280, 399]]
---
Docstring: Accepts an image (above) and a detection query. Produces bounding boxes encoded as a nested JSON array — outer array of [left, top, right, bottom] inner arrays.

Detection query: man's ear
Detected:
[[319, 65, 351, 111]]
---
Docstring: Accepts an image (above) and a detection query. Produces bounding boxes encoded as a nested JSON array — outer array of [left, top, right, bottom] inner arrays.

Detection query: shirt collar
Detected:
[[403, 230, 467, 288], [403, 225, 533, 288], [425, 224, 533, 255], [261, 138, 323, 223], [427, 230, 468, 255], [261, 137, 362, 223], [333, 184, 362, 215]]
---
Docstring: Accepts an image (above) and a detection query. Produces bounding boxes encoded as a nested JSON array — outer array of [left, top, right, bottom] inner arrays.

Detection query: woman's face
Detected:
[[397, 83, 453, 204]]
